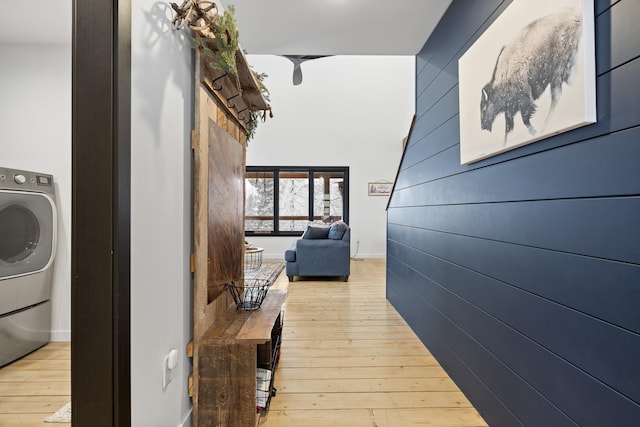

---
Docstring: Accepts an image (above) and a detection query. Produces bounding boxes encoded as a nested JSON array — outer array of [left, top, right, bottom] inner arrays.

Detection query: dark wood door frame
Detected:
[[71, 1, 131, 425]]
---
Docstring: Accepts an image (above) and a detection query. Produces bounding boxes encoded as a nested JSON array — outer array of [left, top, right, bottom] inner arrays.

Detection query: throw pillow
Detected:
[[328, 221, 348, 240], [303, 226, 330, 239]]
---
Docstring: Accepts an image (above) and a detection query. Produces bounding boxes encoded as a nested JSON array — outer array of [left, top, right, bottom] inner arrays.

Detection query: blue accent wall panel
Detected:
[[386, 1, 640, 425]]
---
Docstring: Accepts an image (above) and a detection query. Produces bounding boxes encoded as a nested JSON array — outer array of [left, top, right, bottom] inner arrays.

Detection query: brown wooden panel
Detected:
[[236, 290, 287, 344], [198, 344, 256, 426], [193, 83, 216, 339], [207, 119, 244, 303]]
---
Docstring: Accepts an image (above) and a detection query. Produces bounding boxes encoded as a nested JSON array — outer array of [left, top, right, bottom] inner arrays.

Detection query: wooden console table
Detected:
[[196, 289, 287, 426]]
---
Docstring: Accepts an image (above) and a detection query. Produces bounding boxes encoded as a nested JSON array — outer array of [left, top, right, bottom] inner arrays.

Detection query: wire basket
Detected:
[[244, 247, 263, 272], [226, 278, 271, 310]]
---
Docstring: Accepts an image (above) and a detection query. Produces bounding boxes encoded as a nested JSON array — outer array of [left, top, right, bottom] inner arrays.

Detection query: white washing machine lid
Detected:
[[0, 190, 57, 280]]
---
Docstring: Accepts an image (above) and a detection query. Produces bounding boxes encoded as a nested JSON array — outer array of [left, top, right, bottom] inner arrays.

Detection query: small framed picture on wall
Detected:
[[368, 181, 392, 196]]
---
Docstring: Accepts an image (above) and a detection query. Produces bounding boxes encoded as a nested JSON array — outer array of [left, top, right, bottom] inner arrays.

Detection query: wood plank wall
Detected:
[[386, 1, 640, 425], [192, 50, 249, 426]]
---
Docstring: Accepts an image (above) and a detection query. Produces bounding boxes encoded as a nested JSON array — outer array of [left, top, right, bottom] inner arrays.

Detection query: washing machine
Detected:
[[0, 167, 57, 366]]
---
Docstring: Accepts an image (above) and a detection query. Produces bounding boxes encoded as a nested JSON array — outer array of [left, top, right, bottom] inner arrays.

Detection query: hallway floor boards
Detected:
[[261, 258, 487, 427], [0, 259, 486, 427]]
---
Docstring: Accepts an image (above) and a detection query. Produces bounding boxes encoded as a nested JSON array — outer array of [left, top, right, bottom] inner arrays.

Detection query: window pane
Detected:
[[279, 171, 309, 231], [245, 167, 348, 236], [313, 171, 344, 224], [245, 171, 274, 232], [330, 177, 345, 219], [313, 177, 326, 223]]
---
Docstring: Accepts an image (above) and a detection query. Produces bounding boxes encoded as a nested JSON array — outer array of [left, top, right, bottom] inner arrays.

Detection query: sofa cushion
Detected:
[[328, 221, 348, 240], [304, 226, 330, 239], [284, 247, 296, 262]]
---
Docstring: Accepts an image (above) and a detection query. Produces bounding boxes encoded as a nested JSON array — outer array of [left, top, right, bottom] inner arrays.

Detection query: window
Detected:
[[245, 167, 349, 236]]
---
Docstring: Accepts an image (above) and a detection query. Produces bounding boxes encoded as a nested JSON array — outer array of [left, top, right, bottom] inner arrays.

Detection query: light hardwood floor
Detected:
[[0, 341, 70, 426], [0, 259, 487, 427], [262, 258, 487, 427]]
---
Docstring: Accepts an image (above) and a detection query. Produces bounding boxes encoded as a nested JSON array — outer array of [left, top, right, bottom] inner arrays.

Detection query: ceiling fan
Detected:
[[283, 55, 332, 85]]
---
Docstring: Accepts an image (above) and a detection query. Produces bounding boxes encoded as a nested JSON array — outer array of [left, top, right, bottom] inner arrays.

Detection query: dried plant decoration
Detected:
[[170, 0, 219, 36]]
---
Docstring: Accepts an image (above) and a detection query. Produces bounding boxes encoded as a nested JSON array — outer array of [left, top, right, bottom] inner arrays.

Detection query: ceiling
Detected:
[[0, 0, 451, 55], [229, 0, 452, 55]]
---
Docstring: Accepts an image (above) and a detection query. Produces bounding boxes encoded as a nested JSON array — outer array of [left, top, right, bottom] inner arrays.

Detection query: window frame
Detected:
[[245, 166, 349, 237]]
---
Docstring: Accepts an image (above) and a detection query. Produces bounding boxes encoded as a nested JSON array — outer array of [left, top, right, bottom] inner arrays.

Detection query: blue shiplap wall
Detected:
[[386, 1, 640, 425]]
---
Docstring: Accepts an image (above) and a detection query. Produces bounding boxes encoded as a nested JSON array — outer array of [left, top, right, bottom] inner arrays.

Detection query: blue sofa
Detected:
[[284, 223, 350, 282]]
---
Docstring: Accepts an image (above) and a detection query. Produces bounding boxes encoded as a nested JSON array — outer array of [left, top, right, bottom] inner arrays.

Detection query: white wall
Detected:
[[1, 5, 413, 426], [245, 55, 415, 259], [130, 0, 194, 425], [2, 2, 196, 423], [0, 44, 72, 341]]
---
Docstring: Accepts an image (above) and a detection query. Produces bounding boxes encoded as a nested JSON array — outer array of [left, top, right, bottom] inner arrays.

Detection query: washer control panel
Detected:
[[0, 167, 54, 195]]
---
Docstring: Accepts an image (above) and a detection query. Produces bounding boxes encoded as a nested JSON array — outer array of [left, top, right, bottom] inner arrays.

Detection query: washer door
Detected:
[[0, 190, 56, 280]]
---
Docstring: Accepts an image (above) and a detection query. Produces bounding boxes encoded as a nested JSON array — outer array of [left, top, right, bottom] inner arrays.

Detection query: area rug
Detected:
[[245, 262, 285, 285], [45, 401, 71, 423]]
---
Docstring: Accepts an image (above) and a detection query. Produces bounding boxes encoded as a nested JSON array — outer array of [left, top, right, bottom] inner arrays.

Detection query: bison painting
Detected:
[[480, 7, 582, 144], [458, 0, 596, 164]]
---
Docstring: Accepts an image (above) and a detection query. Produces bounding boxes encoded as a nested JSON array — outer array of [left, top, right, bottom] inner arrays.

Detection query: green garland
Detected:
[[187, 4, 270, 143], [192, 6, 239, 75], [246, 70, 271, 143]]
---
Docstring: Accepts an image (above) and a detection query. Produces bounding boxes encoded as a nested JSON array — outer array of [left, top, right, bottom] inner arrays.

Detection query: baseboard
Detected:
[[352, 254, 386, 259], [264, 254, 387, 260], [50, 330, 71, 341], [178, 408, 192, 427]]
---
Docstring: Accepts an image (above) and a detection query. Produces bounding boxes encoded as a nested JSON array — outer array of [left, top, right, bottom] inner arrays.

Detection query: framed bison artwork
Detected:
[[458, 0, 596, 165]]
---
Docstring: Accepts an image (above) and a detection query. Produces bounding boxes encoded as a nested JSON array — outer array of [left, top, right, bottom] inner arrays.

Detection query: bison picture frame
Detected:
[[458, 0, 596, 165]]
